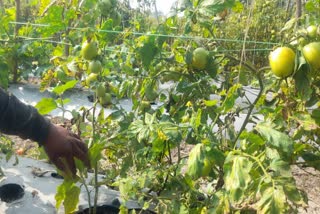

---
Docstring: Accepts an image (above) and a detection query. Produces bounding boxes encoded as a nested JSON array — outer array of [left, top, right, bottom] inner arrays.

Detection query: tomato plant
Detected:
[[1, 0, 320, 213]]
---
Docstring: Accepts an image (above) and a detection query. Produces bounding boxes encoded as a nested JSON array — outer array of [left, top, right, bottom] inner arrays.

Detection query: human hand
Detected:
[[43, 124, 90, 177]]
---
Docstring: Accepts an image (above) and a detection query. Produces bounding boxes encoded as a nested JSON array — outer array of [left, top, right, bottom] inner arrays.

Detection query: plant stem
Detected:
[[233, 73, 264, 146], [92, 101, 99, 214], [242, 152, 275, 189], [80, 175, 92, 214], [93, 163, 99, 214]]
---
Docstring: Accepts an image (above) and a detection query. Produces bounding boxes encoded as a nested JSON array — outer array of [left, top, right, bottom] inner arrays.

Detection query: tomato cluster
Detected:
[[269, 25, 320, 78], [81, 39, 113, 106]]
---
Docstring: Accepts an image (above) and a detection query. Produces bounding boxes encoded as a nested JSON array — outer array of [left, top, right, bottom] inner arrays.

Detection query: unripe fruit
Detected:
[[96, 84, 106, 98], [302, 42, 320, 70], [99, 93, 112, 105], [192, 47, 209, 70], [81, 41, 98, 60], [306, 25, 318, 38], [89, 60, 102, 74], [85, 73, 98, 86], [269, 47, 295, 78]]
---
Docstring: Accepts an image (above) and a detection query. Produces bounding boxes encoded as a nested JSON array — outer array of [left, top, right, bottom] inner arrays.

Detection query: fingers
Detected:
[[51, 157, 66, 172], [70, 138, 91, 168], [69, 131, 81, 139], [51, 156, 76, 178], [65, 156, 77, 176]]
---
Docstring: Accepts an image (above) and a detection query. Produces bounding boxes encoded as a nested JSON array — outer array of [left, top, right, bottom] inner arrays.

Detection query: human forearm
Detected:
[[0, 87, 51, 144]]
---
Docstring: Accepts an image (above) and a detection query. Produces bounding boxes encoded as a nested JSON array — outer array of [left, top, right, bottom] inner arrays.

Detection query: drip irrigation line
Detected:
[[9, 21, 280, 46]]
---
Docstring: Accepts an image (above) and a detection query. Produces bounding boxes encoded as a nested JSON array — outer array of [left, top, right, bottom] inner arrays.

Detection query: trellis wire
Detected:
[[9, 21, 280, 46]]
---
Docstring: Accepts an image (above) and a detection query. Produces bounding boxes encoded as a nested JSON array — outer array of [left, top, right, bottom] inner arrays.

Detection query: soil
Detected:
[[0, 116, 319, 213]]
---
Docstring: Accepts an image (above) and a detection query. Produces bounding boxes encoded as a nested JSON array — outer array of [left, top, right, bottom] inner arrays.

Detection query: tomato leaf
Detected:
[[64, 184, 81, 214], [138, 38, 159, 68], [224, 153, 253, 202], [255, 123, 293, 160], [53, 80, 78, 95], [290, 112, 318, 131], [198, 0, 236, 16], [35, 97, 58, 115], [256, 187, 286, 214], [293, 62, 312, 101], [187, 144, 205, 179]]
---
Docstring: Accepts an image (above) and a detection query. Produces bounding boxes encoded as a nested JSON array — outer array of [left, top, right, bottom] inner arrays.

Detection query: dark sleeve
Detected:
[[0, 87, 51, 145]]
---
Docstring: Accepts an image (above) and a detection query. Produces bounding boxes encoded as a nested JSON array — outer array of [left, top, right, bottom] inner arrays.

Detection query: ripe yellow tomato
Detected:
[[269, 47, 295, 78], [302, 42, 320, 70], [192, 47, 209, 70]]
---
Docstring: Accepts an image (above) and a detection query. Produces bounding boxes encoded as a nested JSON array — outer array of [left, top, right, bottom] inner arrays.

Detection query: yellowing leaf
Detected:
[[224, 153, 253, 202], [256, 187, 286, 214]]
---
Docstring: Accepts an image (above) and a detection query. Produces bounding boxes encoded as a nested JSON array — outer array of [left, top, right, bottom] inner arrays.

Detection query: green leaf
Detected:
[[55, 181, 66, 209], [56, 98, 71, 106], [138, 38, 159, 68], [89, 143, 105, 167], [269, 158, 291, 177], [224, 153, 253, 202], [280, 18, 297, 32], [55, 180, 80, 213], [144, 113, 156, 125], [220, 84, 241, 113], [256, 187, 286, 214], [53, 80, 78, 95], [191, 108, 202, 129], [35, 98, 58, 115], [240, 131, 265, 153], [255, 123, 294, 159], [187, 144, 205, 179], [203, 99, 218, 107], [198, 0, 236, 16], [311, 109, 320, 125], [301, 152, 320, 170], [207, 148, 225, 167], [64, 184, 81, 214], [277, 176, 306, 206], [294, 61, 312, 101]]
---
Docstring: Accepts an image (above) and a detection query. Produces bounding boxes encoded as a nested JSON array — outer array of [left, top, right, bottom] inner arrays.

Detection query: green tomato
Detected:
[[56, 68, 71, 83], [192, 47, 209, 70], [99, 0, 112, 15], [99, 93, 112, 105], [89, 60, 102, 74], [81, 41, 98, 60], [298, 37, 307, 46], [85, 73, 98, 86], [302, 42, 320, 70], [96, 84, 106, 98], [306, 25, 318, 38]]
